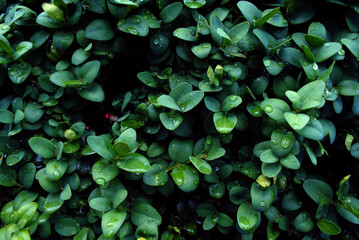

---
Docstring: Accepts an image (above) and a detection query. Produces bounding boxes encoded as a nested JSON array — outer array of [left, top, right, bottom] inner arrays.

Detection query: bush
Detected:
[[1, 0, 359, 239]]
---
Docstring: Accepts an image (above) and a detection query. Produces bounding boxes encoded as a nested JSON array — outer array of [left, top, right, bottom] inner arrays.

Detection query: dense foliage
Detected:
[[1, 0, 359, 239]]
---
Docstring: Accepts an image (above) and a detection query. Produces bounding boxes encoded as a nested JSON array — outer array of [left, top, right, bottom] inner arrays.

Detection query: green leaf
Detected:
[[157, 95, 181, 111], [24, 102, 44, 123], [304, 143, 317, 165], [204, 96, 221, 112], [260, 98, 290, 123], [46, 160, 68, 181], [0, 34, 13, 55], [50, 71, 77, 87], [301, 44, 316, 62], [228, 22, 250, 44], [89, 197, 112, 212], [173, 27, 195, 41], [203, 214, 216, 230], [36, 12, 63, 29], [253, 29, 277, 51], [280, 153, 300, 170], [159, 111, 183, 130], [116, 153, 150, 173], [85, 19, 114, 41], [42, 3, 65, 22], [171, 165, 199, 192], [14, 41, 33, 60], [118, 128, 137, 150], [184, 0, 206, 9], [92, 160, 120, 185], [189, 156, 212, 174], [15, 201, 38, 224], [143, 164, 169, 186], [312, 42, 342, 63], [351, 142, 359, 159], [102, 209, 127, 238], [147, 142, 165, 158], [53, 31, 74, 51], [28, 137, 56, 158], [317, 219, 341, 235], [237, 1, 262, 25], [210, 15, 225, 46], [6, 150, 25, 166], [18, 163, 36, 188], [8, 62, 32, 84], [301, 59, 319, 81], [255, 7, 280, 28], [336, 196, 359, 224], [60, 184, 72, 200], [222, 95, 242, 112], [295, 118, 324, 141], [281, 191, 303, 211], [87, 136, 117, 161], [159, 2, 183, 24], [263, 58, 284, 76], [303, 179, 333, 204], [45, 193, 63, 213], [191, 43, 212, 59], [278, 47, 304, 68], [118, 15, 149, 37], [213, 112, 237, 134], [293, 212, 314, 232], [261, 162, 282, 178], [0, 109, 14, 123], [137, 71, 159, 88], [237, 202, 259, 230], [218, 212, 234, 227], [337, 80, 359, 96], [177, 90, 204, 112], [284, 112, 310, 130], [13, 190, 38, 211], [270, 130, 296, 158], [131, 202, 162, 226], [341, 38, 359, 58], [260, 149, 279, 163], [251, 183, 277, 212], [71, 48, 90, 66], [209, 181, 225, 198], [54, 218, 80, 236], [78, 82, 105, 102], [168, 139, 193, 163]]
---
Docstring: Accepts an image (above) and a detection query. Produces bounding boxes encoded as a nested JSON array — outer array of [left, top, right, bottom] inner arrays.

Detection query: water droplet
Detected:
[[117, 20, 125, 27], [153, 38, 160, 45], [54, 170, 61, 179], [338, 49, 345, 56], [127, 27, 139, 35], [176, 178, 183, 186], [260, 201, 266, 207], [211, 214, 219, 223], [263, 59, 270, 67], [229, 95, 238, 101], [96, 177, 105, 185], [312, 63, 318, 71], [282, 19, 287, 24], [302, 61, 309, 66], [280, 136, 291, 149], [263, 105, 273, 113], [193, 180, 198, 185], [325, 43, 331, 47]]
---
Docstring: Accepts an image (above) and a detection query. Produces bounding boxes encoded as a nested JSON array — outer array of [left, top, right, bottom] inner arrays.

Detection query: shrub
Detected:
[[0, 0, 359, 239]]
